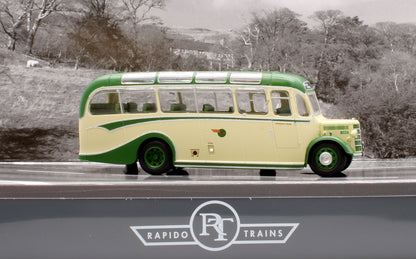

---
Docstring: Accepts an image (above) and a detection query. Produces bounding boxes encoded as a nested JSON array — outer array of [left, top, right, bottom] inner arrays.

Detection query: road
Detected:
[[0, 159, 416, 198]]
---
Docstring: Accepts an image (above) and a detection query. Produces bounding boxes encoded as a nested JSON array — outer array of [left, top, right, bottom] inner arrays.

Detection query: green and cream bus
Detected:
[[79, 71, 362, 177]]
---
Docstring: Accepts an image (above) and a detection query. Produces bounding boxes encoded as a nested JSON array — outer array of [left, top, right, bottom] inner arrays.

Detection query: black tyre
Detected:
[[308, 142, 347, 177], [138, 140, 173, 175], [343, 154, 353, 171], [124, 162, 139, 175]]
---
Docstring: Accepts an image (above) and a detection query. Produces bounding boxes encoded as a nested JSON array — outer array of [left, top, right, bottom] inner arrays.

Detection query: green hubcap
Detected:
[[315, 147, 338, 170], [144, 147, 166, 168]]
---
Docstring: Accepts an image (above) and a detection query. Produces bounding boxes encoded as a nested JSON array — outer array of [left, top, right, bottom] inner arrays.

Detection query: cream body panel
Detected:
[[196, 116, 277, 164], [79, 114, 127, 155]]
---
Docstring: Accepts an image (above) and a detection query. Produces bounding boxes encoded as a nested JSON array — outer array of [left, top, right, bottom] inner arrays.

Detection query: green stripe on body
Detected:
[[98, 116, 311, 131], [79, 132, 176, 164]]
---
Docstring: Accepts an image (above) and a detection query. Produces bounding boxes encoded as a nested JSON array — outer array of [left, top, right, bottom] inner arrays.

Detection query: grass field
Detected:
[[0, 48, 108, 161]]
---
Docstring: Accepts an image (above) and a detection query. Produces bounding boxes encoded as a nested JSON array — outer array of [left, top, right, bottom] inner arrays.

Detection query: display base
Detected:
[[0, 197, 415, 258], [1, 162, 416, 258]]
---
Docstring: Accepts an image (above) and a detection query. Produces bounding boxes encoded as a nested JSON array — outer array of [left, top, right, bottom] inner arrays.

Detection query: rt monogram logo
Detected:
[[199, 213, 234, 241], [190, 201, 240, 251]]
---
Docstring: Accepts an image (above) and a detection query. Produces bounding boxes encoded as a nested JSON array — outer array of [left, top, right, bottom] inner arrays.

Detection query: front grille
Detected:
[[354, 124, 362, 152]]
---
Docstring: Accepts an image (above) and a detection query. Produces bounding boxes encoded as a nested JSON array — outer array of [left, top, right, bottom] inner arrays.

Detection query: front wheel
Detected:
[[343, 154, 352, 171], [138, 140, 173, 175], [308, 143, 347, 177]]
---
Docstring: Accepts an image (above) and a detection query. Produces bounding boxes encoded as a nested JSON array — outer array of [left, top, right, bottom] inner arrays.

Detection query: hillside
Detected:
[[0, 48, 108, 161], [0, 51, 107, 129]]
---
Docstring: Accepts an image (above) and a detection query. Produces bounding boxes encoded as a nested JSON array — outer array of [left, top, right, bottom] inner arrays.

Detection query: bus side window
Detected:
[[236, 89, 268, 115], [119, 89, 157, 113], [271, 91, 291, 116], [196, 89, 234, 113], [89, 91, 121, 115], [296, 94, 310, 117], [158, 88, 196, 113]]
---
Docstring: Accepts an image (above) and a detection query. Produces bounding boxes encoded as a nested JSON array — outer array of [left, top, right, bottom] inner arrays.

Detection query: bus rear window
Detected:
[[89, 91, 121, 115], [89, 89, 157, 115]]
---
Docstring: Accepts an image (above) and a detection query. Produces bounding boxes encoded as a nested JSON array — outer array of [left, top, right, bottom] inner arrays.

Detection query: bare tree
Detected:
[[0, 0, 31, 50], [311, 10, 342, 46], [0, 0, 63, 54], [25, 0, 63, 54], [236, 8, 307, 71], [311, 9, 343, 73], [238, 25, 259, 69], [121, 0, 165, 40]]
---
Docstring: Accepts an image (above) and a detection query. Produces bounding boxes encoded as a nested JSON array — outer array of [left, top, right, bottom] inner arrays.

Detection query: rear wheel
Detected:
[[308, 142, 347, 177], [124, 163, 139, 175], [138, 140, 173, 175]]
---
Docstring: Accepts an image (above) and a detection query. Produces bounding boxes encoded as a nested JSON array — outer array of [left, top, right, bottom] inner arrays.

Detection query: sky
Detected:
[[155, 0, 416, 31]]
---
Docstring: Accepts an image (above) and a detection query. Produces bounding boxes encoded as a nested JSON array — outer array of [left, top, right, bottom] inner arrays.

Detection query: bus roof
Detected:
[[80, 71, 313, 118]]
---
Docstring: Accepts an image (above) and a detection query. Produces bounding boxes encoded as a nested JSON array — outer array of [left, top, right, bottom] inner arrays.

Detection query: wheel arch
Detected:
[[305, 136, 354, 166]]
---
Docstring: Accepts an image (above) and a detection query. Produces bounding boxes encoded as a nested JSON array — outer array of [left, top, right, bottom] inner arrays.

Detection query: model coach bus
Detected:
[[79, 71, 362, 177]]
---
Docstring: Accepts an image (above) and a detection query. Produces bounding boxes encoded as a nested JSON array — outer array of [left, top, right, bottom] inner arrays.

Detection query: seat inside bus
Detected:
[[124, 102, 138, 113], [202, 104, 215, 112], [90, 103, 121, 115], [143, 103, 156, 112], [170, 103, 187, 112], [276, 107, 291, 116]]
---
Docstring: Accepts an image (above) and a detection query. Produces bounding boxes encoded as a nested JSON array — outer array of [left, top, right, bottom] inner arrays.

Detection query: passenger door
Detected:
[[271, 90, 302, 164]]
